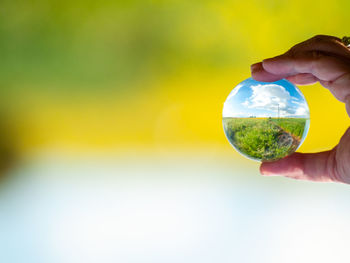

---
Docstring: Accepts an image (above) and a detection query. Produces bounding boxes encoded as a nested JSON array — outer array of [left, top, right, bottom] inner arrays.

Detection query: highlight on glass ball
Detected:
[[222, 78, 310, 162]]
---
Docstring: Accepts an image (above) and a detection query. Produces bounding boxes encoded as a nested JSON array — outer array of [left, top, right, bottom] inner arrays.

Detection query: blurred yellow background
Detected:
[[1, 0, 349, 157]]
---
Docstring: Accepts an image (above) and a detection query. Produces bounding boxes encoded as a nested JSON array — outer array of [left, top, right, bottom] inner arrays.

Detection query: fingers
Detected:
[[288, 35, 350, 62], [252, 35, 350, 183], [252, 51, 350, 102], [319, 72, 350, 103], [262, 51, 350, 81], [251, 35, 350, 103], [260, 127, 350, 184], [260, 150, 341, 183], [285, 73, 318, 85], [251, 62, 318, 85], [250, 62, 285, 82]]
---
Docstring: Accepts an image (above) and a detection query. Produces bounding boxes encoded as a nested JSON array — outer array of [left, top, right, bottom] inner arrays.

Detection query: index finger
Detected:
[[262, 51, 350, 81], [251, 34, 350, 85], [288, 35, 350, 61], [252, 51, 350, 102]]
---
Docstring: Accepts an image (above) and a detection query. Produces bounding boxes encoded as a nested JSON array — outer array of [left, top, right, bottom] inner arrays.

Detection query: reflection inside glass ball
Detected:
[[222, 78, 310, 162]]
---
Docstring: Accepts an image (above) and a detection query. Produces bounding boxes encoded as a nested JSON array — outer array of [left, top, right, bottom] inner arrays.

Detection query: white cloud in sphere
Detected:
[[242, 84, 290, 110], [241, 84, 308, 117]]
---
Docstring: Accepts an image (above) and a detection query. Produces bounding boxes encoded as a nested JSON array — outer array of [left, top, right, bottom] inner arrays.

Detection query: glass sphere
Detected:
[[222, 78, 310, 162]]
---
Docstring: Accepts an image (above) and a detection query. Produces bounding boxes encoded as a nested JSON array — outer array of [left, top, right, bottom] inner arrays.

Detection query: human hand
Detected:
[[250, 35, 350, 183]]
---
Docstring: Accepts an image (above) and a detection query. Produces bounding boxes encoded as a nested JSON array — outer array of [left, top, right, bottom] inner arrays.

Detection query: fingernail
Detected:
[[260, 170, 275, 176], [261, 171, 280, 176], [260, 166, 270, 176], [260, 164, 280, 176], [262, 58, 272, 65], [261, 170, 269, 176], [250, 62, 260, 72]]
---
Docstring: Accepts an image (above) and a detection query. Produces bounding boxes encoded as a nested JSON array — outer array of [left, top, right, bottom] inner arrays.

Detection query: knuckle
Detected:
[[310, 50, 324, 59], [326, 148, 343, 183], [307, 35, 328, 46], [311, 34, 326, 42], [286, 47, 298, 58], [294, 50, 323, 61]]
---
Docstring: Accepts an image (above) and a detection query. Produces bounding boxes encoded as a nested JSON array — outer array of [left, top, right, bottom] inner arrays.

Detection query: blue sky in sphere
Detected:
[[223, 78, 310, 118]]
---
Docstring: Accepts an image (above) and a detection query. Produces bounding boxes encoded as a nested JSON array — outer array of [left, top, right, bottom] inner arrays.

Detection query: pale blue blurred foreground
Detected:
[[1, 152, 350, 263]]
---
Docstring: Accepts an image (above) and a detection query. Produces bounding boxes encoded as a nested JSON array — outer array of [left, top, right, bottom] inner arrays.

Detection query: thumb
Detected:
[[260, 150, 339, 183]]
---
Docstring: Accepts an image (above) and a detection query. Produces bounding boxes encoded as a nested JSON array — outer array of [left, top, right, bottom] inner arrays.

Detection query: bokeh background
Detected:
[[1, 0, 350, 262]]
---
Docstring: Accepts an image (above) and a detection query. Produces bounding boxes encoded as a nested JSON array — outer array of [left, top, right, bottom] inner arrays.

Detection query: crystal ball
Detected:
[[222, 78, 310, 162]]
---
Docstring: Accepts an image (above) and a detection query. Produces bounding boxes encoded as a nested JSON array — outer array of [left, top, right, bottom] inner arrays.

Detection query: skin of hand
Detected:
[[250, 35, 350, 184]]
